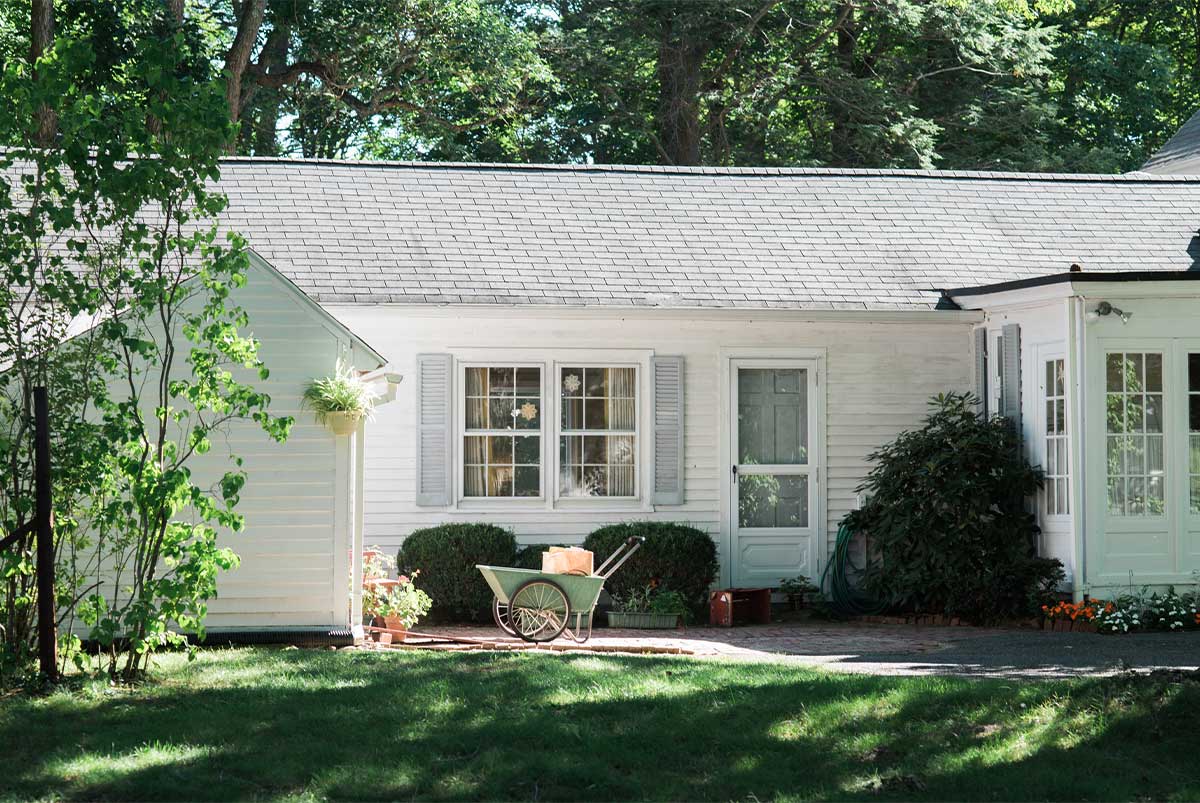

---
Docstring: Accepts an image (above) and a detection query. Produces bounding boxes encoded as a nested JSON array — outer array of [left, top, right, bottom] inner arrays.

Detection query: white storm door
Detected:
[[730, 360, 818, 587]]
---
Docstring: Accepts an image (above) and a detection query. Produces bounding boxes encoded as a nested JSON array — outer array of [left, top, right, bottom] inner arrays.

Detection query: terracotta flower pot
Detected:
[[325, 410, 362, 436], [373, 615, 408, 642]]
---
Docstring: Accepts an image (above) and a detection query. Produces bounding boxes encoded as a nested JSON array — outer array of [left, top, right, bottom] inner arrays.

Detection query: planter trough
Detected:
[[607, 611, 680, 629]]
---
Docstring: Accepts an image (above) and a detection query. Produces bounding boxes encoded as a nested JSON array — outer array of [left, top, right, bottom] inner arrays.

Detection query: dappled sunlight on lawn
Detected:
[[2, 648, 1198, 801]]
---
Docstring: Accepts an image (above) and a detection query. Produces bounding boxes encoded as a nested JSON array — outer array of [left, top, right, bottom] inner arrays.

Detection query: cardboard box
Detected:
[[542, 546, 594, 576]]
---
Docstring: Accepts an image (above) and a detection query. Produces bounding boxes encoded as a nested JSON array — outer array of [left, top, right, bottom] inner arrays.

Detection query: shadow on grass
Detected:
[[1, 648, 1198, 801]]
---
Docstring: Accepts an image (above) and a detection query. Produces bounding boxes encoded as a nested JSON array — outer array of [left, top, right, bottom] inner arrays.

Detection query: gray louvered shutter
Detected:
[[974, 328, 989, 416], [1000, 323, 1022, 435], [415, 354, 452, 506], [651, 355, 685, 505]]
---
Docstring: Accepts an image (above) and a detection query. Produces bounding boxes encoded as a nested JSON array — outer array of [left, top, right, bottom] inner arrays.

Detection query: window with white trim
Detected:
[[462, 366, 542, 497], [558, 366, 637, 498], [1189, 353, 1200, 514], [1043, 358, 1069, 516], [1105, 352, 1165, 516]]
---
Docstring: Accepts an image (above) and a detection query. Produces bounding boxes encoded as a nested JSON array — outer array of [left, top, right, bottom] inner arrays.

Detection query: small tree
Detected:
[[0, 14, 291, 680], [845, 393, 1063, 623]]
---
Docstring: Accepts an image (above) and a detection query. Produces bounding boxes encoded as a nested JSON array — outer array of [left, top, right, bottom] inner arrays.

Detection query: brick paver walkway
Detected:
[[375, 620, 1200, 679]]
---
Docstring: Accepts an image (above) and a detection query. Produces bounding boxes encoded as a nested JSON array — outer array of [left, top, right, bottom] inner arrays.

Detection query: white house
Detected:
[[197, 113, 1200, 633]]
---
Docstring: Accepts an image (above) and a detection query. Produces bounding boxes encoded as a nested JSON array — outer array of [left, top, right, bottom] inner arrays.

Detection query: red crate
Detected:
[[709, 587, 771, 627]]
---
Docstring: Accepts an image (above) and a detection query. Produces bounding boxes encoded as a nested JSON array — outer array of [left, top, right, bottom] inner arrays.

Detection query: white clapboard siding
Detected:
[[329, 307, 974, 575], [77, 259, 372, 633]]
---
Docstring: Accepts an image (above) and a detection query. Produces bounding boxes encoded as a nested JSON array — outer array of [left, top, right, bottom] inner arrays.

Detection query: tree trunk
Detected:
[[655, 20, 706, 166], [30, 0, 56, 147], [828, 2, 857, 166], [241, 20, 290, 155], [224, 0, 268, 142]]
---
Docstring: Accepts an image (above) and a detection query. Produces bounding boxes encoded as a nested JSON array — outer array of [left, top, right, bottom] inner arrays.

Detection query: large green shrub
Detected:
[[845, 393, 1063, 624], [397, 524, 517, 622], [583, 522, 718, 619]]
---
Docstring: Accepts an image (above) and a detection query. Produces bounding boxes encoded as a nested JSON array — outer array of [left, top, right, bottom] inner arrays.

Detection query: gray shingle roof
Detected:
[[212, 158, 1200, 311], [1142, 110, 1200, 174]]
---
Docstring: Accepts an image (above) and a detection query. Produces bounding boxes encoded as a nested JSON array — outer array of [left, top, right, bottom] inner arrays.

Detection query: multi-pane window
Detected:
[[463, 366, 541, 497], [559, 367, 637, 497], [1190, 354, 1200, 514], [1106, 352, 1165, 516], [1044, 359, 1069, 516]]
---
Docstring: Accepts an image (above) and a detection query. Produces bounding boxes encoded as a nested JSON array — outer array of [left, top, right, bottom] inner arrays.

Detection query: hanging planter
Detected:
[[325, 410, 363, 436], [302, 361, 377, 436]]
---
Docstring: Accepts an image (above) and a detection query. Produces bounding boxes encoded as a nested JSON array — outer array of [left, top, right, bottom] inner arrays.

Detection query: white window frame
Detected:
[[456, 361, 548, 504], [451, 349, 653, 512], [1038, 349, 1070, 519], [553, 361, 641, 503]]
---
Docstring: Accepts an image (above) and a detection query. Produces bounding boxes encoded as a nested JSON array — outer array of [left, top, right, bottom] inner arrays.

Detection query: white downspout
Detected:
[[350, 369, 403, 639], [1069, 294, 1088, 600], [350, 423, 365, 637]]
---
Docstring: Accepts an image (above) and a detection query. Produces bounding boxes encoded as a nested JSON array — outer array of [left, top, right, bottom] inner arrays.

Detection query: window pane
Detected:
[[1191, 395, 1200, 433], [585, 368, 608, 397], [1146, 353, 1163, 392], [514, 466, 539, 497], [1106, 353, 1124, 391], [1055, 362, 1066, 396], [561, 368, 583, 397], [514, 435, 540, 465], [488, 466, 514, 496], [1191, 436, 1200, 475], [464, 465, 486, 497], [514, 398, 540, 429], [515, 367, 540, 397], [738, 474, 809, 528], [737, 368, 807, 465], [465, 398, 487, 430], [1192, 476, 1200, 515], [584, 398, 608, 429], [609, 434, 635, 464], [488, 435, 513, 463], [489, 367, 515, 395], [1146, 395, 1163, 433], [1191, 353, 1200, 393], [465, 367, 487, 397], [562, 398, 583, 429]]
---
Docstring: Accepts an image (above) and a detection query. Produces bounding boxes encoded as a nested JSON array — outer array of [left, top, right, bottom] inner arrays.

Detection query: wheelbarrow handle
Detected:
[[596, 535, 646, 579]]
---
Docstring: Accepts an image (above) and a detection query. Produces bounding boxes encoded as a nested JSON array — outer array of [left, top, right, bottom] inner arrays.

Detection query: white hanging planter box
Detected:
[[324, 411, 362, 436]]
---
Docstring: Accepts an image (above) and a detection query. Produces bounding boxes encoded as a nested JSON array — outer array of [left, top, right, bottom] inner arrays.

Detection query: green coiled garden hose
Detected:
[[819, 522, 887, 616]]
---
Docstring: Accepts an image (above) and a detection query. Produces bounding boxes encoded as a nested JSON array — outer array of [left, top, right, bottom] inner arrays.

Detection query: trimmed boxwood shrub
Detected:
[[845, 392, 1064, 624], [583, 522, 718, 619], [397, 524, 517, 622]]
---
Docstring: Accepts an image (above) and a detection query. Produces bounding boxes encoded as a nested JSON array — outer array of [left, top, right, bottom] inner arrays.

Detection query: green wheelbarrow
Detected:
[[477, 536, 645, 643]]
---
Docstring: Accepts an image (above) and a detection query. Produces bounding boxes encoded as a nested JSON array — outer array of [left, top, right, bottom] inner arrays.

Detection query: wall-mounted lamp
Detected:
[[1085, 301, 1132, 324]]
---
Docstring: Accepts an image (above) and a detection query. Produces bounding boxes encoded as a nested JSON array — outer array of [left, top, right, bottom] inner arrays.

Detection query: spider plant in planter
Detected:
[[302, 362, 377, 435]]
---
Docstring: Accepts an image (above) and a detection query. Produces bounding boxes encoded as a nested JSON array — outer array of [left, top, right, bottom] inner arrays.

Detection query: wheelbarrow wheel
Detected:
[[492, 597, 516, 636], [509, 579, 570, 643]]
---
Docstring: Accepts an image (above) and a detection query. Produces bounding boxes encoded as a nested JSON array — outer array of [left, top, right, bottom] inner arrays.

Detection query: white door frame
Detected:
[[718, 348, 827, 588]]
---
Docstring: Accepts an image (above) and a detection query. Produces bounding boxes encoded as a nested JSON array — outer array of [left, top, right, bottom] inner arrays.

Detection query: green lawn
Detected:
[[2, 647, 1198, 802]]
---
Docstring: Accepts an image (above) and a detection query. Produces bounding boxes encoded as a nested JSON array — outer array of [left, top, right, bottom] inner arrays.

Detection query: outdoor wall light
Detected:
[[1085, 301, 1132, 324]]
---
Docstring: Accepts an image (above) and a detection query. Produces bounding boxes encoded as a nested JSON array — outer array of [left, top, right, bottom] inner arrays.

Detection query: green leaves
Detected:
[[847, 392, 1063, 623]]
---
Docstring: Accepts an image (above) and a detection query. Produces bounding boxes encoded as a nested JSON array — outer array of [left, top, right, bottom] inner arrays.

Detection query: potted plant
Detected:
[[607, 586, 685, 629], [368, 571, 433, 641], [302, 361, 377, 436], [779, 576, 820, 611]]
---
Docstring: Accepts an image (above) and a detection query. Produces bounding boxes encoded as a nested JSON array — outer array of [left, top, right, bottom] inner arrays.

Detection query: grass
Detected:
[[2, 647, 1199, 801]]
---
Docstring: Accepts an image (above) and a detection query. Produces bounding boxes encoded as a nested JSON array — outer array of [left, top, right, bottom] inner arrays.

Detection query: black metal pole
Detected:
[[33, 386, 56, 680]]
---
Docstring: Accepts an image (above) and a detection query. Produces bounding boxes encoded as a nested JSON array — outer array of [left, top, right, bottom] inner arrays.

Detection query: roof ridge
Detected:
[[217, 155, 1200, 183]]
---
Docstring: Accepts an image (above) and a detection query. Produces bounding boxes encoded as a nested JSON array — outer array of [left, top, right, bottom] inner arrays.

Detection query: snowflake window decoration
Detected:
[[563, 373, 581, 394], [519, 402, 538, 421]]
